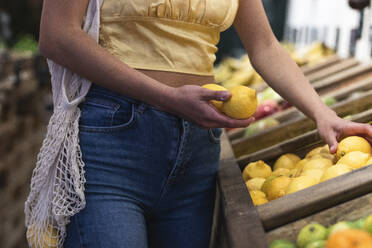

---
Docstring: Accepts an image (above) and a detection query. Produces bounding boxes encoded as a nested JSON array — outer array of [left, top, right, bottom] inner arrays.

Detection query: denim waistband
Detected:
[[88, 83, 179, 121], [88, 83, 141, 105]]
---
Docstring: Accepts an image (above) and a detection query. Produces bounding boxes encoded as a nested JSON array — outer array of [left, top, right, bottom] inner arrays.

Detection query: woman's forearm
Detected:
[[39, 27, 173, 109], [250, 41, 337, 122]]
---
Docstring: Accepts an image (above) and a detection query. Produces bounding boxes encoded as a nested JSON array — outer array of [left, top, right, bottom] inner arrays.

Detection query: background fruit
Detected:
[[272, 168, 291, 177], [300, 169, 324, 183], [245, 178, 266, 191], [297, 223, 328, 248], [352, 218, 366, 229], [306, 147, 324, 158], [304, 240, 325, 248], [302, 158, 333, 172], [249, 190, 268, 206], [320, 164, 353, 182], [363, 214, 372, 235], [337, 136, 371, 159], [270, 239, 297, 248], [266, 176, 292, 201], [336, 151, 370, 169], [365, 157, 372, 167], [286, 176, 318, 195], [326, 229, 372, 248], [274, 153, 301, 170], [242, 160, 272, 181], [221, 85, 258, 119], [327, 221, 353, 237], [262, 175, 281, 195], [202, 84, 228, 110], [244, 118, 280, 137]]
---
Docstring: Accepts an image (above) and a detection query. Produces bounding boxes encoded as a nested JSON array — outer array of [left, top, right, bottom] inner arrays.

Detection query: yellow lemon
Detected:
[[245, 178, 266, 191], [242, 160, 272, 181], [252, 197, 268, 206], [336, 151, 371, 169], [321, 144, 331, 154], [289, 168, 300, 178], [309, 152, 336, 162], [300, 169, 324, 183], [221, 85, 258, 119], [272, 168, 291, 177], [266, 176, 292, 201], [274, 153, 301, 170], [337, 136, 371, 159], [27, 225, 58, 248], [295, 159, 309, 169], [305, 147, 324, 158], [261, 175, 281, 195], [249, 190, 268, 206], [285, 176, 318, 195], [302, 158, 333, 172], [320, 164, 353, 182], [202, 84, 228, 110], [365, 157, 372, 167]]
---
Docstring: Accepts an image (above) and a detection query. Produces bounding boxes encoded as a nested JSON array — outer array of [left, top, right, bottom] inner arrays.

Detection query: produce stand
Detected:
[[211, 63, 372, 248]]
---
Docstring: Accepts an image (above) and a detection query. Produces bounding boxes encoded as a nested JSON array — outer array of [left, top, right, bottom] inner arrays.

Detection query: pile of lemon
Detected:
[[242, 136, 372, 206]]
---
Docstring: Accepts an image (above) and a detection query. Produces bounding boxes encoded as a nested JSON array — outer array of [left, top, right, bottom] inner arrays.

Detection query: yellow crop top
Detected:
[[99, 0, 239, 76]]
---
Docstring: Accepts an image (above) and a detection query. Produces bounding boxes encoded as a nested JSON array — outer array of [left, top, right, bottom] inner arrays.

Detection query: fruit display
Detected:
[[202, 84, 258, 119], [270, 213, 372, 248], [242, 136, 372, 206], [214, 42, 334, 91]]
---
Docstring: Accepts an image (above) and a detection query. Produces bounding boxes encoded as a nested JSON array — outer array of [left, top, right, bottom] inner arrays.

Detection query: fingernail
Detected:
[[219, 92, 230, 101]]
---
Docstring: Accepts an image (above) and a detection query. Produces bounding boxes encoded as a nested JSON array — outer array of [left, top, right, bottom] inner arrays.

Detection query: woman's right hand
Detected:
[[163, 85, 255, 128]]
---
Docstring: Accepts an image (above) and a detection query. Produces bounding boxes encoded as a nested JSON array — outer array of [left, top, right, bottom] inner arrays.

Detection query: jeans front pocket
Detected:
[[208, 128, 223, 144], [78, 93, 136, 133]]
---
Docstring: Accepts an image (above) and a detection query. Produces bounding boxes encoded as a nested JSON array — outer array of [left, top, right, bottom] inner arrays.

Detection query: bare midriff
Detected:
[[137, 69, 216, 88]]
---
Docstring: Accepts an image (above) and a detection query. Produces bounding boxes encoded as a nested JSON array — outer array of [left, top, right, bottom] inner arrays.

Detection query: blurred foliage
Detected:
[[0, 0, 42, 46], [12, 34, 38, 53]]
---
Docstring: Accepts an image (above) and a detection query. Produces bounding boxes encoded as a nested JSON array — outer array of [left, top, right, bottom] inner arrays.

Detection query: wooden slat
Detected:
[[212, 132, 268, 248], [301, 55, 341, 75], [232, 90, 372, 158], [307, 57, 359, 83], [266, 192, 372, 244], [258, 165, 372, 231], [313, 64, 372, 94]]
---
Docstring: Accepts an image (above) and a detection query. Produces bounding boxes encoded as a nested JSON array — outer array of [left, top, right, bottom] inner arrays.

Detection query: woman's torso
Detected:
[[99, 0, 239, 88]]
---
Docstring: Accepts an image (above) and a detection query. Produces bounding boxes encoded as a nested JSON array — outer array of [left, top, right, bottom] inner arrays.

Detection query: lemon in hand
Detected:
[[202, 84, 228, 110], [221, 85, 258, 119]]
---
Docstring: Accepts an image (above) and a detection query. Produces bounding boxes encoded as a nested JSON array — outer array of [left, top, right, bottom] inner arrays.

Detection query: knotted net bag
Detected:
[[24, 0, 103, 246]]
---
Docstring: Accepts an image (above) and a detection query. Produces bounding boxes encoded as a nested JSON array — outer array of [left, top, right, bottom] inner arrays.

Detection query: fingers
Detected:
[[202, 107, 256, 128], [321, 129, 338, 154], [200, 88, 231, 102], [340, 122, 372, 138]]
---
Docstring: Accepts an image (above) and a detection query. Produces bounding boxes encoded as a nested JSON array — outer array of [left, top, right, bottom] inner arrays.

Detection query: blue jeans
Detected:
[[64, 84, 222, 248]]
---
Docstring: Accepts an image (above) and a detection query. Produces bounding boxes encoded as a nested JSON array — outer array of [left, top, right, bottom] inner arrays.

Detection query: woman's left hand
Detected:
[[316, 113, 372, 154]]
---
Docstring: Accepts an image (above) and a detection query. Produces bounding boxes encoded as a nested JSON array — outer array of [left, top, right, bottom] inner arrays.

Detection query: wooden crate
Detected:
[[213, 109, 372, 247]]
